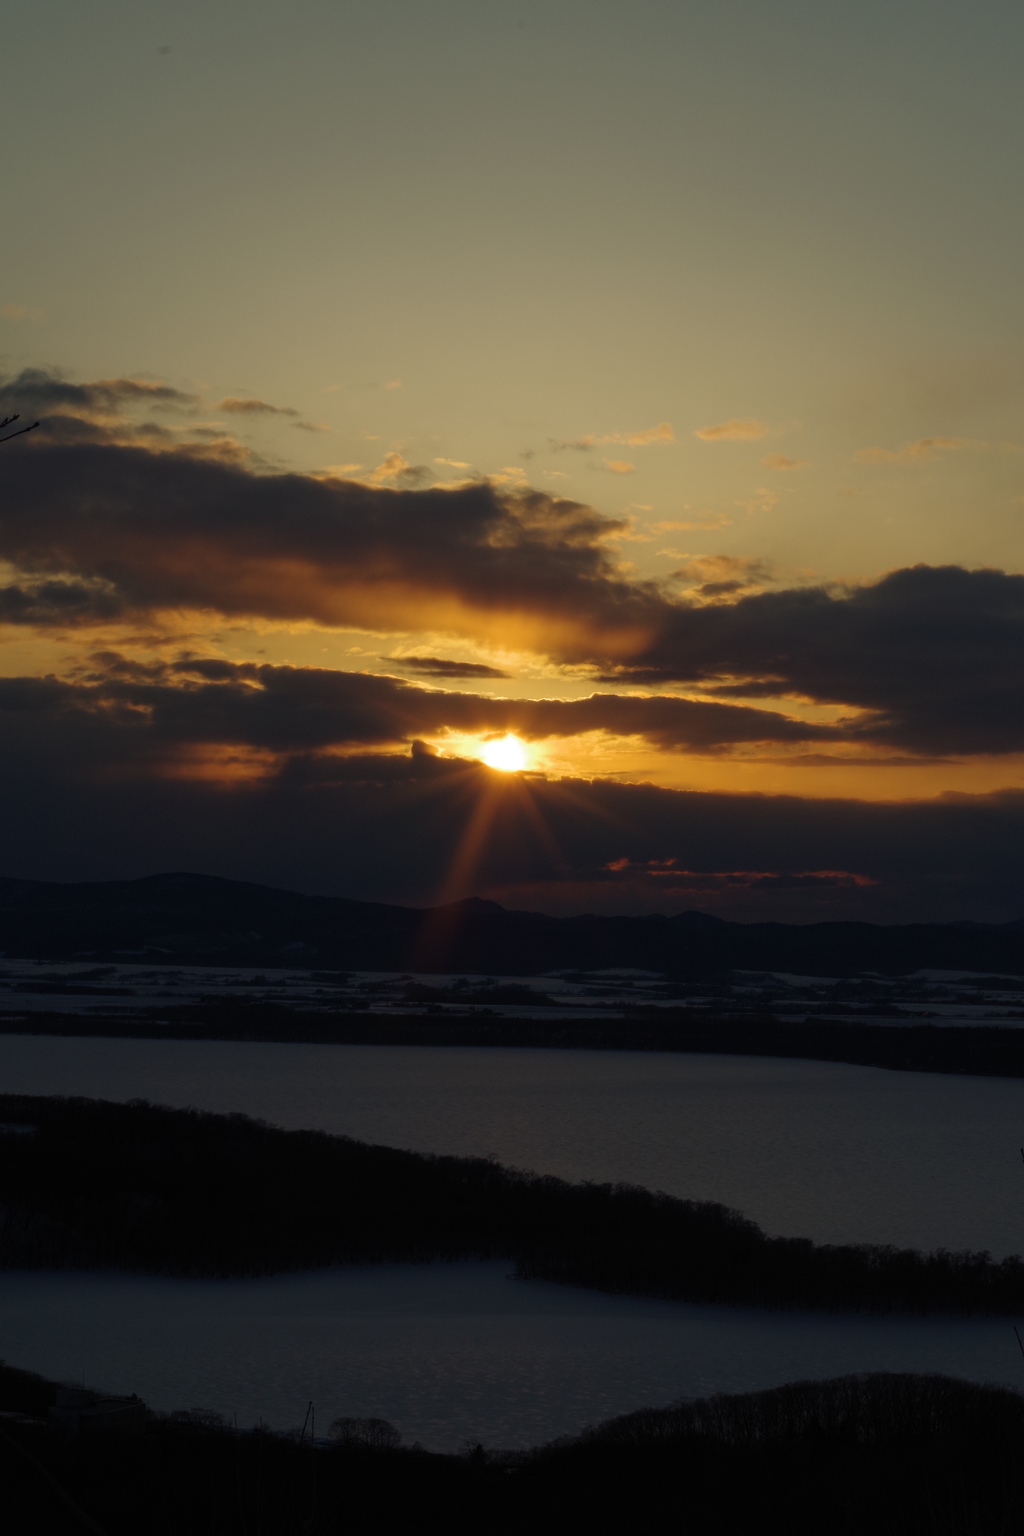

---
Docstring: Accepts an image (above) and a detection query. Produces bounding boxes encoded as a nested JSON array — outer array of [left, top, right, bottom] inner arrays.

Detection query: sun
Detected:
[[481, 733, 528, 772]]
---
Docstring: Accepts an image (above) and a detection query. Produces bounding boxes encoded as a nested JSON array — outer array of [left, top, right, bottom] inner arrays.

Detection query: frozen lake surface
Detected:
[[3, 1034, 1024, 1254], [3, 1264, 1024, 1453]]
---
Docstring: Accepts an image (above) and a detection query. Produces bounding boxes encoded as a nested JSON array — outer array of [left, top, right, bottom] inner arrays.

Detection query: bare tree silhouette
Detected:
[[0, 413, 39, 443]]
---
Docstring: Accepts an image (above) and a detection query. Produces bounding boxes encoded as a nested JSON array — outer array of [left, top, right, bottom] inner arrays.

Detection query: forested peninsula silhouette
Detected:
[[2, 1096, 1022, 1315]]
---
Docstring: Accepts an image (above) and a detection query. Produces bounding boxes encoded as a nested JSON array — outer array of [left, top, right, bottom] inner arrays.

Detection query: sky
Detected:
[[1, 0, 1023, 922]]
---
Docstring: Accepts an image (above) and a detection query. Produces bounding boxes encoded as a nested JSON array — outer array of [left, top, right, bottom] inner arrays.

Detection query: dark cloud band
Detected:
[[0, 659, 837, 759], [0, 724, 1018, 924], [0, 393, 1022, 755]]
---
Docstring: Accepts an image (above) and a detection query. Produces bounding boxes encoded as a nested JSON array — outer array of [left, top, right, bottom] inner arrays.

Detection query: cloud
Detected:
[[361, 452, 434, 487], [0, 701, 1019, 921], [651, 514, 732, 532], [0, 368, 250, 462], [0, 369, 327, 450], [216, 397, 299, 418], [855, 437, 972, 465], [735, 487, 779, 516], [0, 430, 645, 649], [603, 459, 635, 475], [667, 555, 774, 602], [604, 564, 1024, 756], [387, 656, 511, 680], [488, 466, 530, 487], [616, 422, 674, 447], [602, 858, 878, 891], [0, 368, 197, 420], [1, 386, 1022, 757], [552, 422, 675, 451], [694, 419, 768, 442], [2, 304, 45, 321], [0, 656, 836, 761], [762, 453, 806, 470], [435, 457, 472, 470]]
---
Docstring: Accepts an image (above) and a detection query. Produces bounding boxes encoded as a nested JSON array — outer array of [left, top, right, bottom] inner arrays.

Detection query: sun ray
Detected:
[[432, 771, 509, 908]]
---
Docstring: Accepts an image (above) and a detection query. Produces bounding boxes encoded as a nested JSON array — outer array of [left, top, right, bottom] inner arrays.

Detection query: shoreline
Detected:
[[5, 1008, 1024, 1080], [3, 1095, 1023, 1315]]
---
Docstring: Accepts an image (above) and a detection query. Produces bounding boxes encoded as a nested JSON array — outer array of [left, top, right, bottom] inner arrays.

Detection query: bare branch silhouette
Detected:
[[0, 413, 40, 444]]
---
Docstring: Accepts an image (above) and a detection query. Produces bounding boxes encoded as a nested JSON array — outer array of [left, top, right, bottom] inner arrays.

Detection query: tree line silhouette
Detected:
[[11, 1004, 1024, 1084], [2, 1095, 1023, 1314], [2, 1358, 1023, 1533]]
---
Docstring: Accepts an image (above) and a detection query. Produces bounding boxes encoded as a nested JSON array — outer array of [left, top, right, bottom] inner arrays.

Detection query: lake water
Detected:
[[3, 1034, 1024, 1254], [5, 1035, 1024, 1447], [3, 1264, 1023, 1452]]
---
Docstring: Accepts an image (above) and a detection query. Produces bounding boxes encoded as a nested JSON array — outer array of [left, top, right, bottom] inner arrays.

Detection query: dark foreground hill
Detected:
[[0, 871, 1021, 976], [3, 1096, 1023, 1315], [2, 1358, 1022, 1535]]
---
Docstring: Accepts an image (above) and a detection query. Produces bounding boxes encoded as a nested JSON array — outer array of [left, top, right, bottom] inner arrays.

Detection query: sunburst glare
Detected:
[[481, 734, 528, 772]]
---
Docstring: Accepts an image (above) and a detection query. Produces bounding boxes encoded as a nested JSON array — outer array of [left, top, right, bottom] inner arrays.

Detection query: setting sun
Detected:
[[482, 734, 528, 772]]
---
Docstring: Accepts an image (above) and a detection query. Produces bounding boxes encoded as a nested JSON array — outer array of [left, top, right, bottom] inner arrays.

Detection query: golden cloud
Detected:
[[694, 418, 768, 442], [669, 554, 773, 603], [553, 422, 675, 450], [652, 513, 731, 532]]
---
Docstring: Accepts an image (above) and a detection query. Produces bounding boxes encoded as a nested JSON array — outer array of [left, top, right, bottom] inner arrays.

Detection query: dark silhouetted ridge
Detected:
[[0, 872, 1020, 976], [3, 1357, 1023, 1533]]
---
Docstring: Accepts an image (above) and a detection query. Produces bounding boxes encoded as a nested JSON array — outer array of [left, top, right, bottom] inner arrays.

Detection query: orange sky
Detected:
[[1, 2, 1022, 920]]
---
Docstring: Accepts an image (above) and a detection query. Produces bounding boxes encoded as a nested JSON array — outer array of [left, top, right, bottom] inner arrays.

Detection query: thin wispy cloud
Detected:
[[695, 418, 768, 442], [552, 421, 675, 451], [652, 513, 732, 532], [217, 397, 299, 417], [855, 436, 973, 464], [386, 655, 511, 680], [734, 488, 779, 516]]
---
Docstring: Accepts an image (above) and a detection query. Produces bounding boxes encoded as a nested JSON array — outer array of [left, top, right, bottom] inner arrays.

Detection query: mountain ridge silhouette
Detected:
[[0, 872, 1020, 977]]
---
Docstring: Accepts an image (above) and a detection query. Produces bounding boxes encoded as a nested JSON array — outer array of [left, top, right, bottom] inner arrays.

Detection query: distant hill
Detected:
[[0, 872, 1020, 977]]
